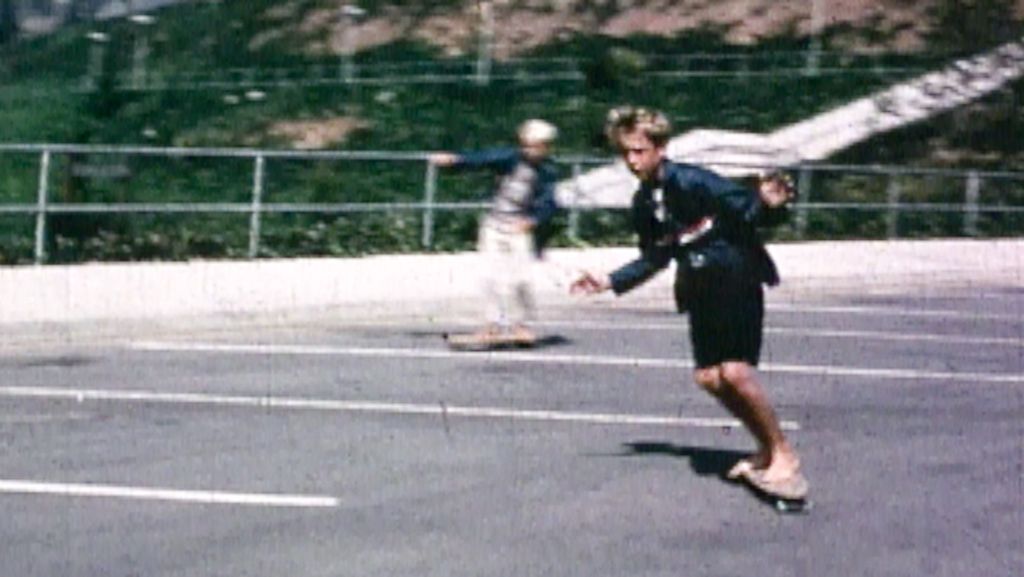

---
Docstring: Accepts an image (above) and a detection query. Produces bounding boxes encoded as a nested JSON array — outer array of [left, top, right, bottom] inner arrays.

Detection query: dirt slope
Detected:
[[258, 0, 1024, 57]]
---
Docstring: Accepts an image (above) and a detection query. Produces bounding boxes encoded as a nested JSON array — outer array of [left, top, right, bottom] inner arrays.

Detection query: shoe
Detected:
[[508, 325, 537, 347], [472, 325, 505, 345]]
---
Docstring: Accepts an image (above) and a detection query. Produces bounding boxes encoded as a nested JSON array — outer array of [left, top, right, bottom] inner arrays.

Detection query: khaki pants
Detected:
[[477, 216, 537, 326]]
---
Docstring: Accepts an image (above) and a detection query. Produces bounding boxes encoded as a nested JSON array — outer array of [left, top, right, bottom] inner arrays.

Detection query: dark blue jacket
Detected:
[[610, 160, 786, 296], [451, 148, 560, 252]]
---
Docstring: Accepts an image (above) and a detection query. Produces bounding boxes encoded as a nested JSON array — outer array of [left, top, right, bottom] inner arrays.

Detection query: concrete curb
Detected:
[[1, 239, 1020, 330]]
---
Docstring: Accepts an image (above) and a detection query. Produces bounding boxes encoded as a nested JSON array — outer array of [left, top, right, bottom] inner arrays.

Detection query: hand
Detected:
[[514, 218, 536, 233], [758, 171, 797, 208], [570, 271, 611, 295], [429, 152, 458, 167]]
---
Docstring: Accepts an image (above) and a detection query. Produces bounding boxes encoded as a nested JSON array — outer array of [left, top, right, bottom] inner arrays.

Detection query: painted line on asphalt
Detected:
[[529, 320, 1024, 348], [766, 303, 1022, 321], [566, 302, 1022, 321], [128, 341, 1024, 384], [767, 326, 1021, 347], [0, 479, 339, 508], [0, 385, 798, 431]]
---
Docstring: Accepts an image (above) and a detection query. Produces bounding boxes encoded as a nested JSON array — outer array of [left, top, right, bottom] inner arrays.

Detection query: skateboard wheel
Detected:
[[775, 499, 810, 513]]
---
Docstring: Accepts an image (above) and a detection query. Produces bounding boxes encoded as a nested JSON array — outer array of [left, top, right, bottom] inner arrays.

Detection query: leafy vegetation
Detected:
[[0, 0, 1021, 264]]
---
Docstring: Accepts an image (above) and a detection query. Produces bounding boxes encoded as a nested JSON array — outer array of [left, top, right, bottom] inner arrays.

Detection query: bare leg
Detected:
[[696, 362, 800, 482], [478, 221, 505, 328]]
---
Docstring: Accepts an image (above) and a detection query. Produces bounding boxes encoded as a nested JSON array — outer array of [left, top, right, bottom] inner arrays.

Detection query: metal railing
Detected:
[[99, 50, 943, 93], [0, 50, 951, 101], [1, 143, 1022, 265]]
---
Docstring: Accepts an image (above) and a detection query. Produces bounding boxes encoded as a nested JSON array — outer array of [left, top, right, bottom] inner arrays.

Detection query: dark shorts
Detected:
[[687, 263, 764, 369]]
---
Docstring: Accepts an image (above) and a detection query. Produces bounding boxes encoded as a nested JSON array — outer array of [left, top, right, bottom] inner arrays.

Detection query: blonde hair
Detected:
[[604, 106, 672, 148]]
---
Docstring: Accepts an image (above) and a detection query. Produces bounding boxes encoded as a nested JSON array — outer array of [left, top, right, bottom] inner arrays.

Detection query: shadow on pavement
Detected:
[[424, 331, 573, 350], [619, 441, 747, 477], [619, 441, 809, 511]]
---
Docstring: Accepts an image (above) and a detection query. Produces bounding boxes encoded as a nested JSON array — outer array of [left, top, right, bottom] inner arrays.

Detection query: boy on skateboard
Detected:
[[430, 119, 560, 348], [570, 106, 807, 499]]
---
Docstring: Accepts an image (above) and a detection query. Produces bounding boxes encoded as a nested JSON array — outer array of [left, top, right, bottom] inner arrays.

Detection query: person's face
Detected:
[[520, 140, 550, 162], [618, 129, 663, 182]]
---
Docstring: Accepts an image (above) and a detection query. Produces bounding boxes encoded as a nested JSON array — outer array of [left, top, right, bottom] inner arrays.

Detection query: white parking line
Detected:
[[127, 341, 1024, 385], [0, 385, 798, 431], [0, 479, 339, 507]]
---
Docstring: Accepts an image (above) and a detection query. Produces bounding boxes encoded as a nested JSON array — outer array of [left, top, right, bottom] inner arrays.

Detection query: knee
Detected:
[[719, 362, 753, 387], [696, 363, 754, 395], [693, 367, 723, 395]]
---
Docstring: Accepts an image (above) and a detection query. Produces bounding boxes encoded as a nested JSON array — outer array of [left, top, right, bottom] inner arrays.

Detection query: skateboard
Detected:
[[444, 332, 536, 352], [738, 468, 811, 513]]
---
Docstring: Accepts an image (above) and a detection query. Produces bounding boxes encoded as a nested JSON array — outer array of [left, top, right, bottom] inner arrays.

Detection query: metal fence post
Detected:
[[964, 170, 980, 237], [475, 0, 494, 86], [872, 53, 884, 79], [568, 162, 582, 243], [248, 155, 265, 259], [422, 160, 437, 248], [34, 149, 51, 265], [805, 0, 823, 76], [795, 167, 813, 239], [340, 4, 365, 85], [886, 175, 901, 239]]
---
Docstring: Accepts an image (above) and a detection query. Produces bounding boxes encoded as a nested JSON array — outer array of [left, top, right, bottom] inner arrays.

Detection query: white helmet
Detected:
[[518, 119, 558, 144]]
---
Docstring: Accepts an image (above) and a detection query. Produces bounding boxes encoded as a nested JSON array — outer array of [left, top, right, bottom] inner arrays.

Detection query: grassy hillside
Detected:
[[3, 0, 1020, 151], [0, 0, 1021, 264]]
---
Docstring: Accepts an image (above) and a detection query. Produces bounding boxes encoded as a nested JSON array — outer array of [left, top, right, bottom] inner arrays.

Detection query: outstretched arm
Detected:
[[571, 247, 671, 298], [428, 152, 460, 167], [570, 271, 612, 295], [682, 167, 795, 231], [429, 148, 519, 172]]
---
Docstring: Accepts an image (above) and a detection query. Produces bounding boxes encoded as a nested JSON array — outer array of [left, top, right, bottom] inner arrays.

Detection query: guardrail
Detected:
[[0, 50, 951, 100], [98, 51, 941, 93], [1, 144, 1022, 265]]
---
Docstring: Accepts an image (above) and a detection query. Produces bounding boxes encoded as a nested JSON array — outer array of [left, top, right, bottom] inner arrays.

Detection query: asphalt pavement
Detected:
[[0, 240, 1022, 576]]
